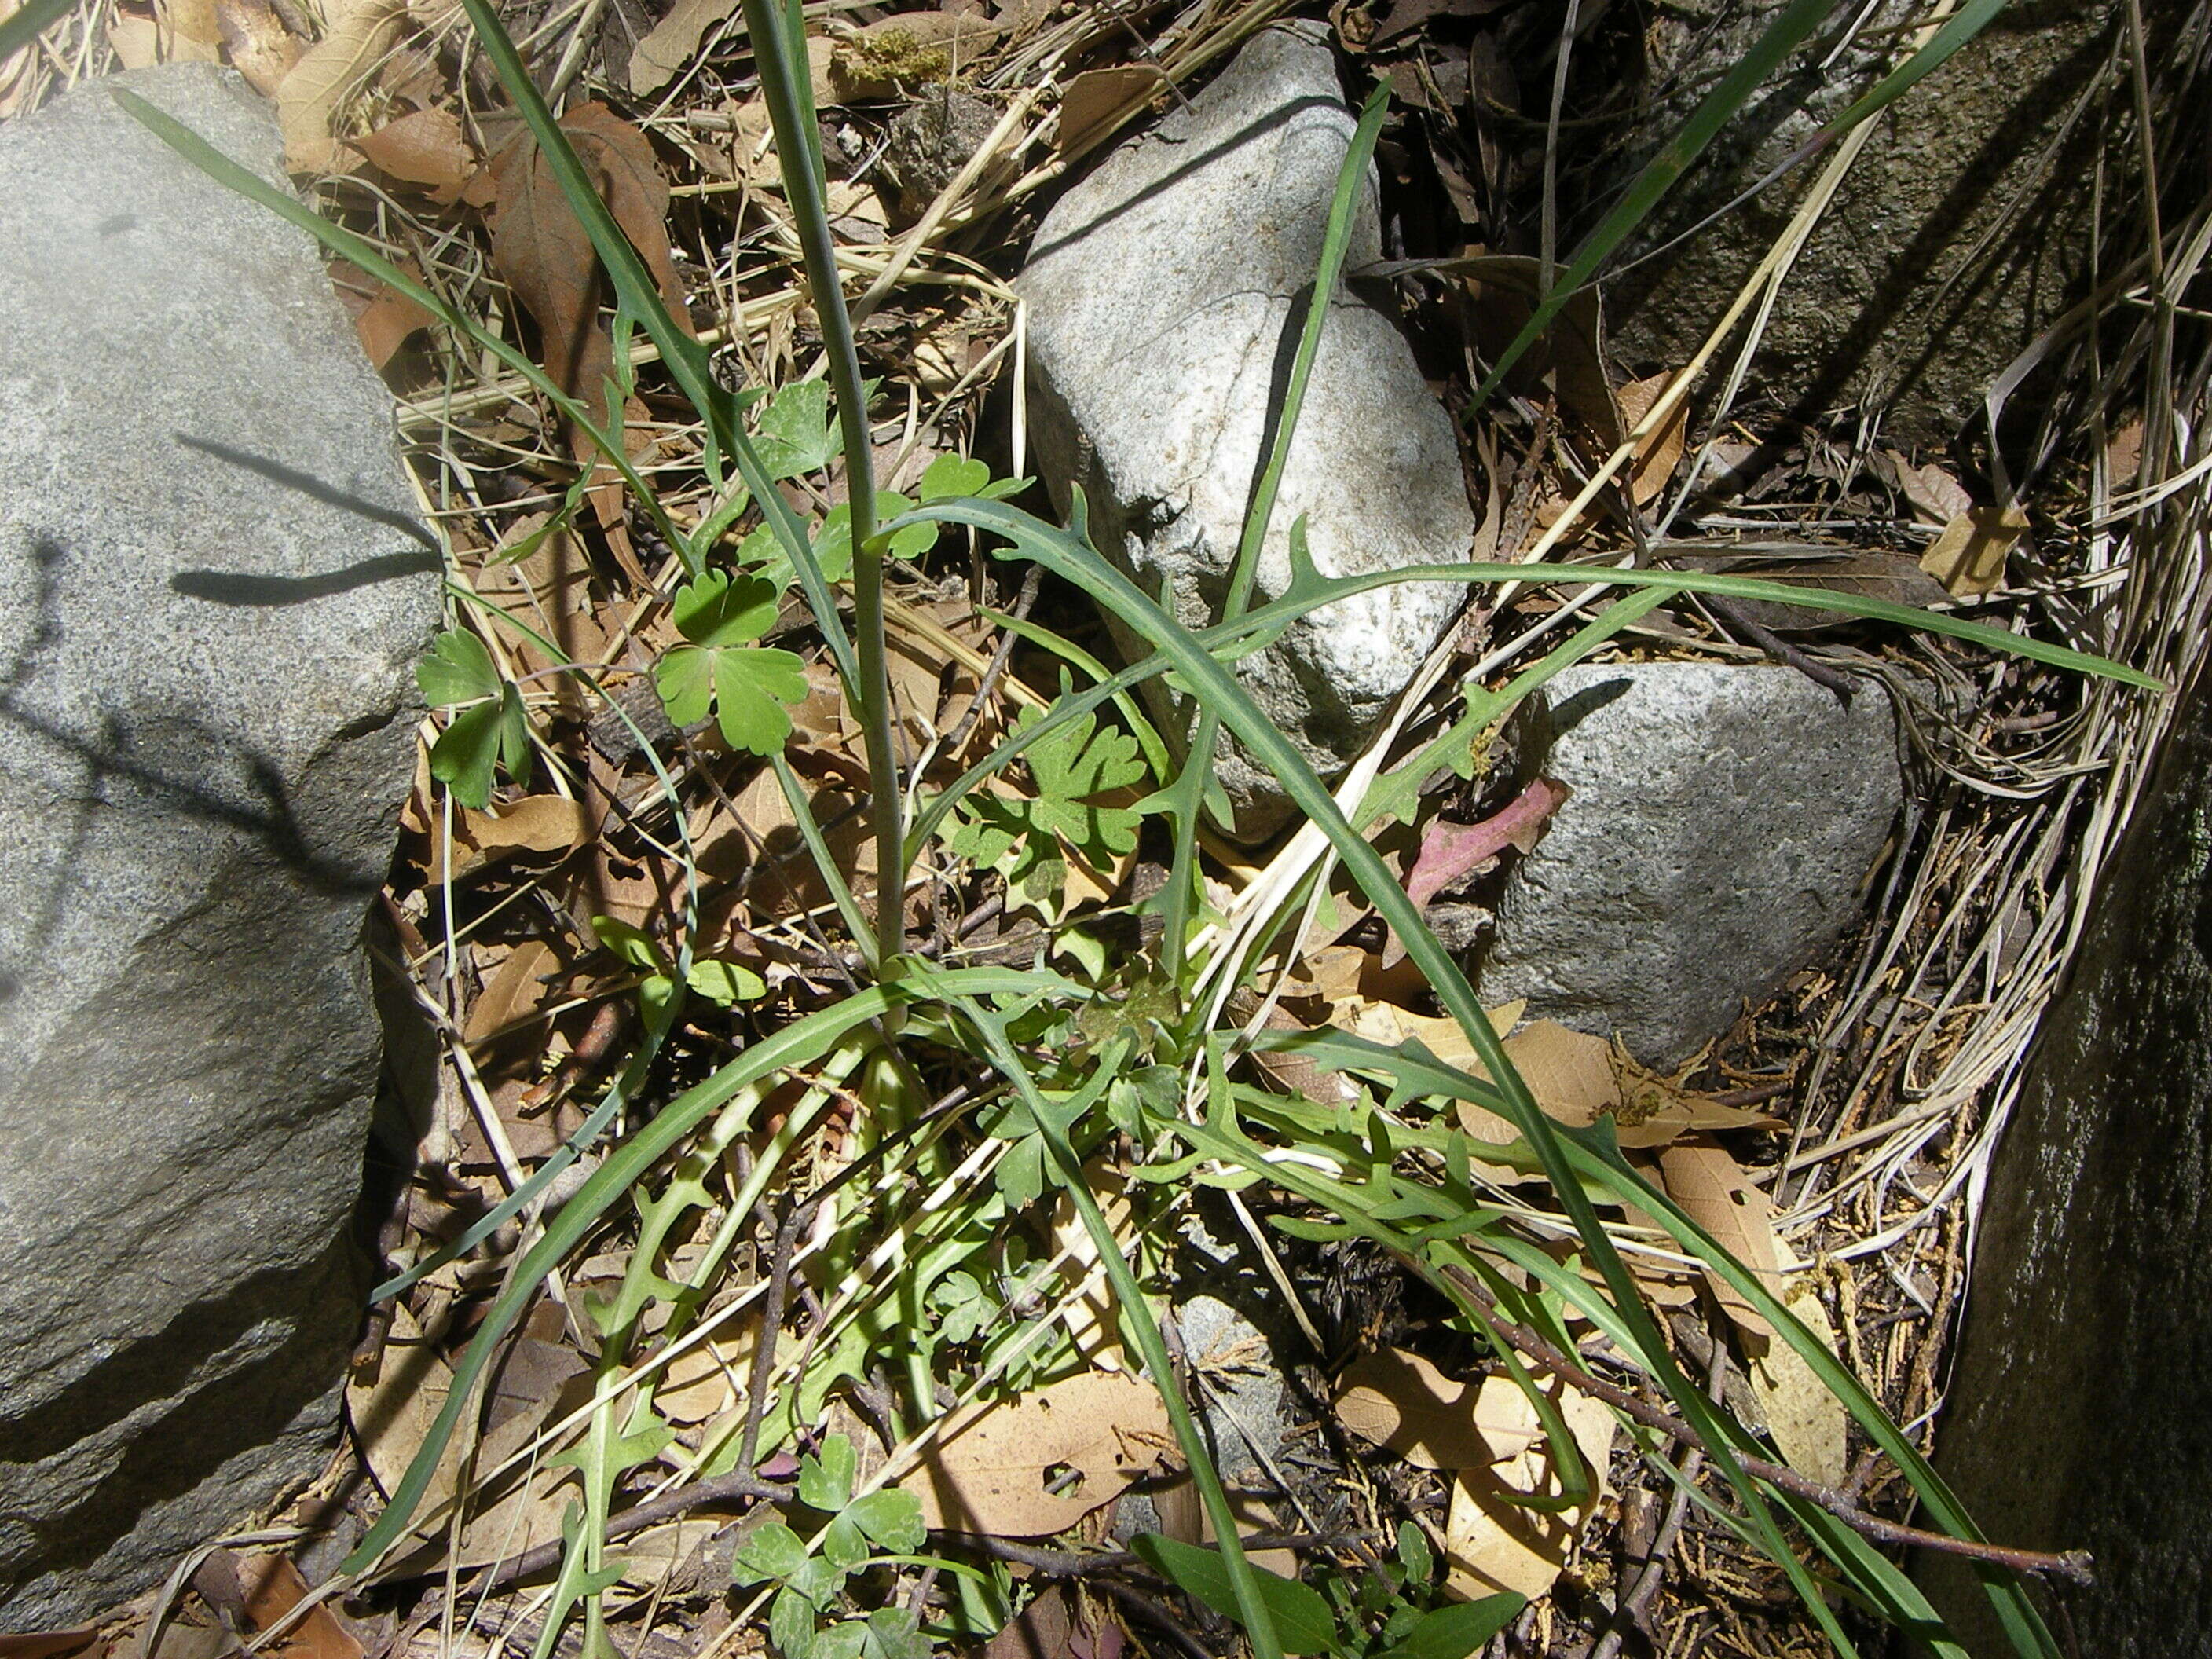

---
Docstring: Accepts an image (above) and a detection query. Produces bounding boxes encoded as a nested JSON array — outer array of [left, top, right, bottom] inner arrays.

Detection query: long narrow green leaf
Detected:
[[1165, 83, 1392, 973], [740, 0, 901, 972], [899, 493, 2082, 1651]]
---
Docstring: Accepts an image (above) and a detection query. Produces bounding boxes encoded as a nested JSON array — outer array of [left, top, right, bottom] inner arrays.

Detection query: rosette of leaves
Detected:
[[417, 627, 532, 808], [654, 569, 810, 754], [731, 1435, 928, 1659]]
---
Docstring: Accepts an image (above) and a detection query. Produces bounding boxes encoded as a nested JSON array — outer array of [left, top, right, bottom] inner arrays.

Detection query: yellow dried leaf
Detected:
[[1058, 64, 1161, 159], [1615, 369, 1688, 507], [1047, 1163, 1133, 1372], [899, 1371, 1174, 1536], [1921, 503, 2027, 598], [155, 0, 222, 60], [107, 11, 162, 70], [1658, 1137, 1782, 1339], [1335, 1348, 1540, 1470], [1444, 1382, 1616, 1602], [1746, 1273, 1848, 1489], [276, 0, 407, 172], [625, 0, 737, 95]]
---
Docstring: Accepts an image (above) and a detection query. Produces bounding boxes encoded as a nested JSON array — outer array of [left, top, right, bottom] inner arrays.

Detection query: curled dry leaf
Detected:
[[1454, 1020, 1784, 1152], [276, 0, 408, 172], [1658, 1137, 1783, 1340], [1614, 368, 1690, 507], [423, 793, 593, 886], [350, 106, 475, 201], [899, 1369, 1174, 1536], [1657, 544, 1950, 634], [1746, 1271, 1848, 1489], [330, 257, 434, 370], [1334, 1347, 1541, 1470], [483, 102, 693, 523], [1921, 502, 2029, 598], [237, 1556, 362, 1659], [626, 0, 736, 95], [1445, 1382, 1616, 1602], [213, 0, 295, 90]]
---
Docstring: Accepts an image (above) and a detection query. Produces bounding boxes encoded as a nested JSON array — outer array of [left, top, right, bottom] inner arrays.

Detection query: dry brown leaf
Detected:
[[654, 1332, 758, 1424], [1615, 369, 1690, 507], [276, 0, 406, 172], [155, 0, 223, 60], [214, 0, 298, 93], [1658, 1137, 1782, 1339], [1746, 1273, 1848, 1489], [238, 1557, 361, 1659], [1057, 64, 1162, 159], [899, 1370, 1174, 1536], [355, 281, 434, 368], [1444, 1382, 1616, 1602], [485, 102, 692, 526], [1451, 255, 1613, 441], [351, 107, 474, 200], [2105, 418, 2144, 489], [1450, 1021, 1783, 1152], [463, 937, 573, 1045], [426, 794, 591, 886], [626, 0, 737, 94], [1335, 1349, 1541, 1470], [1659, 545, 1950, 633], [1888, 453, 1972, 525], [108, 11, 161, 69], [1921, 502, 2028, 598]]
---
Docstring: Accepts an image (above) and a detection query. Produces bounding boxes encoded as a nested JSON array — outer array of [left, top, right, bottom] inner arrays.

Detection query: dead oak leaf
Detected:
[[483, 103, 693, 520], [351, 105, 475, 202]]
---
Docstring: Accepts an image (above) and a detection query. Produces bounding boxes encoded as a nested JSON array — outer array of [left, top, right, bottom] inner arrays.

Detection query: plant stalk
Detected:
[[741, 0, 903, 972]]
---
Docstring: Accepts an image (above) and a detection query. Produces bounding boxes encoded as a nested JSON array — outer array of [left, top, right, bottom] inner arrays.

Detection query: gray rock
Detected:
[[0, 65, 439, 1623], [1595, 0, 2137, 445], [1017, 23, 1473, 834], [1920, 674, 2212, 1654], [1477, 664, 1900, 1064]]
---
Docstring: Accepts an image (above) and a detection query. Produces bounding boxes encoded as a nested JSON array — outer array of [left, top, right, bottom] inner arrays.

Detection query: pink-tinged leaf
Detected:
[[1406, 778, 1571, 910]]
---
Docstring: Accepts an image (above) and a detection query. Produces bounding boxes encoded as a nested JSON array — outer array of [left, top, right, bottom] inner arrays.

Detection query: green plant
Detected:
[[1136, 1525, 1525, 1659], [117, 2, 2153, 1655], [731, 1435, 931, 1659]]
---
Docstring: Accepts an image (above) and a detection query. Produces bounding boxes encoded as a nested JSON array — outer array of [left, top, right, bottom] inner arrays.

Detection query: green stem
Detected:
[[742, 0, 903, 972]]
